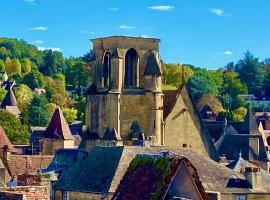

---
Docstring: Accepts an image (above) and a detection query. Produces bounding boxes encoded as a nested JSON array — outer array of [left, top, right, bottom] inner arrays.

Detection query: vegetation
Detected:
[[0, 109, 29, 144]]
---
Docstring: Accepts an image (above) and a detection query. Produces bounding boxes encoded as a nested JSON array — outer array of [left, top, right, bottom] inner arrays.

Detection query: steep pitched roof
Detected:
[[0, 87, 17, 108], [0, 125, 17, 153], [103, 128, 122, 141], [44, 107, 75, 140], [143, 53, 162, 76], [54, 146, 263, 195], [164, 84, 220, 161], [112, 154, 206, 200]]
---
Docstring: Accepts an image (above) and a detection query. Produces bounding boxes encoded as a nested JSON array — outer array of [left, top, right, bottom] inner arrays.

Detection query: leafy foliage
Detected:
[[28, 94, 51, 126], [0, 109, 29, 144], [22, 70, 45, 90]]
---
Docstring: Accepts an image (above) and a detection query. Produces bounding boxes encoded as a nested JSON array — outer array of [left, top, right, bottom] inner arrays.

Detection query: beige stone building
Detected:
[[85, 36, 219, 161]]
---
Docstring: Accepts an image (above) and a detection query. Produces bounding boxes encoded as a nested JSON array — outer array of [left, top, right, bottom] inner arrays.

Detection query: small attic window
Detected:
[[183, 144, 187, 148]]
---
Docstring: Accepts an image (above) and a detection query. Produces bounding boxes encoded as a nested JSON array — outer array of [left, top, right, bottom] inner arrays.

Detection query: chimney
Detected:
[[241, 167, 262, 190]]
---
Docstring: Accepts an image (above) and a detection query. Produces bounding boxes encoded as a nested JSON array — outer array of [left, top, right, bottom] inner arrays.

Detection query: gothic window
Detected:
[[125, 48, 138, 88], [103, 51, 111, 88]]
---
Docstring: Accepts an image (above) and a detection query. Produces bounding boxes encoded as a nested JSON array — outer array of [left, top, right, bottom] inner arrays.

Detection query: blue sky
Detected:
[[1, 0, 270, 69]]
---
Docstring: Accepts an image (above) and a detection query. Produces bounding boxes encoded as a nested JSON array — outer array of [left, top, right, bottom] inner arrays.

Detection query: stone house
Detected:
[[40, 107, 75, 155]]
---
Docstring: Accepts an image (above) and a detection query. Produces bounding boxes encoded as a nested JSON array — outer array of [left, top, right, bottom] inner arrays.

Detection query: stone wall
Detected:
[[221, 193, 270, 200], [40, 139, 74, 155], [164, 89, 209, 157]]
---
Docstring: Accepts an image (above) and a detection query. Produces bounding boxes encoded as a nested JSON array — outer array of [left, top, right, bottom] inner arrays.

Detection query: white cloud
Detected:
[[34, 40, 44, 44], [109, 8, 119, 11], [119, 25, 136, 30], [80, 30, 95, 35], [148, 5, 174, 11], [224, 51, 233, 55], [29, 26, 48, 31], [209, 8, 224, 16], [24, 0, 35, 2], [38, 47, 61, 52]]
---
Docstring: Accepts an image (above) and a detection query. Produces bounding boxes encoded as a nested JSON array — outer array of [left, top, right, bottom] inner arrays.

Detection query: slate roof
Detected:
[[53, 146, 268, 195], [42, 149, 88, 174], [0, 125, 17, 153], [227, 157, 270, 192], [164, 84, 220, 161], [143, 53, 162, 76], [112, 154, 206, 200], [44, 107, 75, 140], [0, 86, 21, 116], [5, 155, 53, 179], [0, 87, 17, 108]]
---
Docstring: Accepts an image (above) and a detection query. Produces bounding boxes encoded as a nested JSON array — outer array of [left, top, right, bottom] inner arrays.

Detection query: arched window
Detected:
[[125, 48, 138, 88], [103, 51, 111, 88]]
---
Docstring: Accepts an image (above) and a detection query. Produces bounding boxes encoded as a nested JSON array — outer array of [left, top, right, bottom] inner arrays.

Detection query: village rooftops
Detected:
[[53, 146, 270, 196]]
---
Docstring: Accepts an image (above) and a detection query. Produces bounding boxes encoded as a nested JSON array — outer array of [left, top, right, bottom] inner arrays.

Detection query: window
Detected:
[[236, 195, 246, 200], [125, 48, 138, 88], [103, 51, 111, 88], [62, 191, 69, 200]]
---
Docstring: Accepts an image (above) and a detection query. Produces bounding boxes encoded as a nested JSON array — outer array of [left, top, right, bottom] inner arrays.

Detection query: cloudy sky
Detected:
[[1, 0, 270, 69]]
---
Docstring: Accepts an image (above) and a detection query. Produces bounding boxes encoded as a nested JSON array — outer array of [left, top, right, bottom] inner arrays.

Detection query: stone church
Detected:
[[85, 36, 219, 161]]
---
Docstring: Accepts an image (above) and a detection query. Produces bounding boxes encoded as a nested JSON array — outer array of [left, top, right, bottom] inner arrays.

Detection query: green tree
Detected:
[[5, 58, 21, 75], [21, 58, 32, 74], [236, 51, 264, 95], [45, 75, 69, 107], [28, 94, 51, 126], [0, 88, 6, 102], [188, 74, 218, 101], [0, 59, 5, 71], [0, 109, 29, 144], [232, 107, 247, 121], [162, 63, 194, 87], [14, 84, 33, 111], [63, 107, 77, 124], [22, 70, 45, 90], [221, 71, 248, 110]]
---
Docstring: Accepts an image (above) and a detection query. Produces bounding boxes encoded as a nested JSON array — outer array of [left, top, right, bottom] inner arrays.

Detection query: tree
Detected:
[[63, 107, 77, 124], [0, 88, 6, 102], [232, 107, 247, 122], [22, 70, 45, 90], [14, 84, 33, 111], [21, 58, 32, 74], [28, 94, 51, 126], [188, 73, 218, 101], [0, 59, 5, 71], [0, 109, 29, 144], [40, 49, 66, 76], [236, 51, 264, 95], [45, 75, 69, 107], [162, 63, 194, 87], [5, 58, 21, 75], [221, 71, 248, 110]]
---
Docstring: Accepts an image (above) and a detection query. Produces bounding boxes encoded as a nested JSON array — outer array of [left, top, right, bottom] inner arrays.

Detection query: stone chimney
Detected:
[[241, 166, 262, 190]]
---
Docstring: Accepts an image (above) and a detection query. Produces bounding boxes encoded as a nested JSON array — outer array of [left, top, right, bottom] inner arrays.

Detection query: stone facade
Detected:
[[86, 36, 164, 146], [40, 138, 74, 155]]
